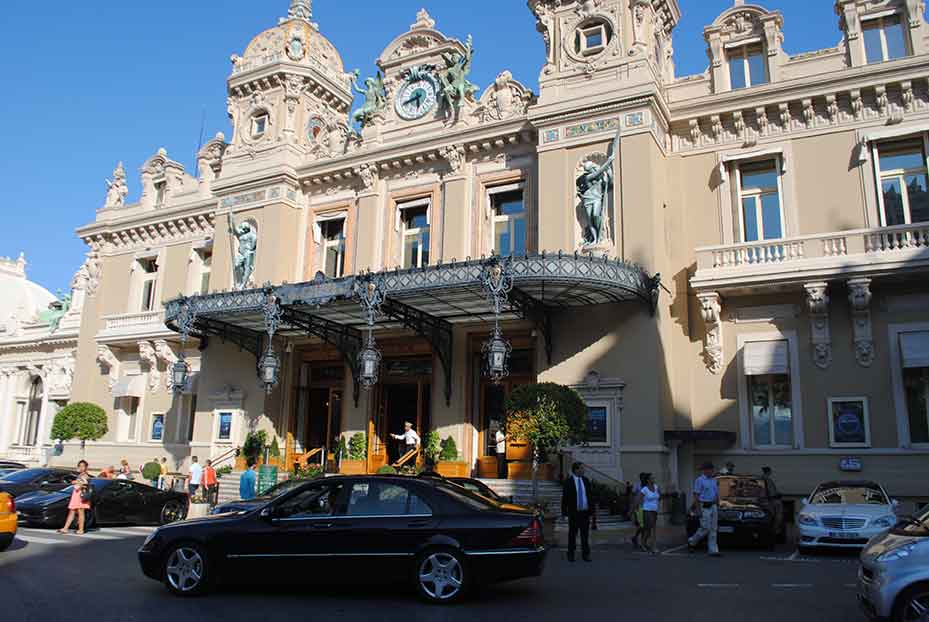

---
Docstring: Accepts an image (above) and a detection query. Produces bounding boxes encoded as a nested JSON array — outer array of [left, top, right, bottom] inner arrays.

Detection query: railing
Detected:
[[211, 446, 240, 470], [695, 222, 929, 272], [102, 310, 165, 331], [393, 447, 419, 469], [559, 450, 625, 490]]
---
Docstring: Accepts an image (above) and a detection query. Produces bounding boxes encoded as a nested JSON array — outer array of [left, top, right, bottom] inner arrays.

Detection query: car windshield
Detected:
[[434, 480, 500, 511], [453, 480, 500, 500], [810, 484, 888, 505], [0, 468, 46, 483], [251, 478, 308, 501], [895, 504, 929, 536], [718, 477, 767, 498], [0, 469, 18, 478]]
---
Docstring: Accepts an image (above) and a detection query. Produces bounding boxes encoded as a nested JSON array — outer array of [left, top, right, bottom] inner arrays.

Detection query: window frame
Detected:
[[137, 256, 159, 312], [149, 412, 166, 443], [397, 197, 432, 270], [320, 217, 347, 279], [873, 136, 929, 227], [251, 113, 269, 139], [118, 396, 141, 443], [734, 157, 786, 243], [583, 400, 612, 448], [737, 331, 804, 450], [578, 23, 608, 56], [827, 397, 872, 449], [888, 322, 929, 448], [727, 41, 768, 90], [215, 410, 234, 442], [488, 183, 527, 257], [861, 12, 909, 64], [198, 251, 212, 295]]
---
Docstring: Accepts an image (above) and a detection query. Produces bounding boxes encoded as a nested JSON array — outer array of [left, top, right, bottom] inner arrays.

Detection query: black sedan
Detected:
[[687, 475, 785, 548], [139, 475, 546, 603], [210, 477, 315, 515], [16, 479, 188, 528], [446, 477, 510, 503], [0, 467, 78, 498]]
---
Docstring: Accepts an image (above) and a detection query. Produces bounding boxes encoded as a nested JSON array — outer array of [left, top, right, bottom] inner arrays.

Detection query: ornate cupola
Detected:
[[224, 0, 354, 162]]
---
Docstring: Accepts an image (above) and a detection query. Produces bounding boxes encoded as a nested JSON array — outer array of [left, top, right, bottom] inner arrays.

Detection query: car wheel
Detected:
[[893, 582, 929, 622], [160, 500, 186, 525], [414, 548, 468, 604], [163, 543, 210, 597]]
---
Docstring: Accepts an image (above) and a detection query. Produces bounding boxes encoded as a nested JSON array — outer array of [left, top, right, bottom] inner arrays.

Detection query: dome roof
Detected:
[[234, 1, 346, 86], [0, 253, 56, 325]]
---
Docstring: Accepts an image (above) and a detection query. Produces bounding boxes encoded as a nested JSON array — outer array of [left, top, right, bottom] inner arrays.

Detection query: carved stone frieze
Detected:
[[138, 340, 160, 393], [439, 144, 467, 176], [96, 345, 119, 389]]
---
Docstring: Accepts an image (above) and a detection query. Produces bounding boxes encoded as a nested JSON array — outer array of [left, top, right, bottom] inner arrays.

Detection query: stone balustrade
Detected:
[[97, 310, 171, 343]]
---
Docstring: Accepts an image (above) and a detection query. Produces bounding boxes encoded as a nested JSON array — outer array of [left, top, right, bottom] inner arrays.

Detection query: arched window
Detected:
[[23, 378, 43, 447]]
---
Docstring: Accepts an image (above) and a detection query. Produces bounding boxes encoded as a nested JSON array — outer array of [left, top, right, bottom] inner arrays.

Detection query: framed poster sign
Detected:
[[586, 405, 609, 446], [828, 397, 871, 448]]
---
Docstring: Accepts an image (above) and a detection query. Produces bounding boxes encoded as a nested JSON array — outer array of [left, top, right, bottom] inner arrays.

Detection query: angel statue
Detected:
[[104, 162, 129, 208], [438, 35, 479, 116], [228, 213, 257, 290], [350, 69, 388, 128], [576, 129, 621, 246]]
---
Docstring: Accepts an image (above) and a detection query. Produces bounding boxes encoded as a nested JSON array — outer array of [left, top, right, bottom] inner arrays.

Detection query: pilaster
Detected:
[[804, 282, 832, 370], [848, 277, 874, 367]]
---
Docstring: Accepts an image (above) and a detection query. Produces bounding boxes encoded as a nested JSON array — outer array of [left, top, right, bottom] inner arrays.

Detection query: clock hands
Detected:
[[403, 88, 427, 109]]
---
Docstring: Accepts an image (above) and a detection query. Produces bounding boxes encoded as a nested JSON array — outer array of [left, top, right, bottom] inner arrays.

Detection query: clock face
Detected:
[[396, 78, 438, 121]]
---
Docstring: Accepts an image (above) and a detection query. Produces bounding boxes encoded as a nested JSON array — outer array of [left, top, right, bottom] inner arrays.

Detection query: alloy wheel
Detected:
[[160, 501, 184, 525], [165, 547, 204, 593], [418, 552, 463, 601], [903, 590, 929, 622]]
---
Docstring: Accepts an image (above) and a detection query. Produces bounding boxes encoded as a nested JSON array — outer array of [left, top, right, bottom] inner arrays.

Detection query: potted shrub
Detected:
[[237, 430, 267, 470], [340, 432, 367, 475], [266, 437, 282, 467], [436, 435, 469, 477], [50, 402, 108, 458]]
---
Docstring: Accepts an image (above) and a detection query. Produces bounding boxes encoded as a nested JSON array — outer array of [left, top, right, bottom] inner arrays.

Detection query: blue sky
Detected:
[[1, 1, 842, 294]]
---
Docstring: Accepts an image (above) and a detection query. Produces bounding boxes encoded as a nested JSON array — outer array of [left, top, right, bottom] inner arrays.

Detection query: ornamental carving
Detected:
[[47, 356, 75, 396], [103, 162, 129, 209], [477, 71, 533, 122], [96, 345, 119, 389], [440, 144, 466, 175], [720, 10, 761, 36], [848, 278, 874, 367], [354, 163, 379, 192], [529, 0, 557, 71], [804, 282, 832, 370], [698, 292, 723, 374], [139, 340, 160, 393], [154, 339, 178, 391]]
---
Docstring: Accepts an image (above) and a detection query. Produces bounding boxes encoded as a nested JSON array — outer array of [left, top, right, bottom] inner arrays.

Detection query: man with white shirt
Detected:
[[494, 424, 507, 479], [391, 422, 420, 461], [688, 461, 721, 557], [186, 455, 203, 498], [561, 462, 595, 562]]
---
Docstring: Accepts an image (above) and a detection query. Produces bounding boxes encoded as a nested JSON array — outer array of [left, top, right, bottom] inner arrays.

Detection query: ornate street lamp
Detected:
[[355, 276, 385, 391], [171, 357, 190, 394], [358, 334, 382, 388], [259, 292, 283, 394], [483, 325, 512, 382], [259, 346, 280, 395], [172, 299, 196, 396], [481, 257, 514, 383]]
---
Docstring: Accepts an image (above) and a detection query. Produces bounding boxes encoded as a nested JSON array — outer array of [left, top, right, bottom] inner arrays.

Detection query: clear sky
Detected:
[[1, 1, 846, 294]]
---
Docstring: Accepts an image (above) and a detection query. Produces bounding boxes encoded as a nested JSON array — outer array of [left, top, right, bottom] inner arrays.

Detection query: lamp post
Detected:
[[355, 277, 385, 391], [260, 292, 283, 394], [172, 300, 196, 396], [481, 257, 514, 383]]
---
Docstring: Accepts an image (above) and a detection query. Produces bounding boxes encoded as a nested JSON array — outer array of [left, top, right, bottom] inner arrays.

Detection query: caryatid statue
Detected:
[[576, 131, 620, 246], [229, 214, 257, 290]]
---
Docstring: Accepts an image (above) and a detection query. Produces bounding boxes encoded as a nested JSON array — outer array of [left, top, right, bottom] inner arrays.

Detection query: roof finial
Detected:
[[734, 0, 745, 5], [288, 0, 312, 21], [411, 8, 436, 30]]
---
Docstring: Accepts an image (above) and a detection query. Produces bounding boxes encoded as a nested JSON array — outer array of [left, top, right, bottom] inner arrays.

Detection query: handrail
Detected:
[[560, 449, 625, 490], [393, 447, 419, 468], [211, 446, 240, 469], [303, 447, 323, 465]]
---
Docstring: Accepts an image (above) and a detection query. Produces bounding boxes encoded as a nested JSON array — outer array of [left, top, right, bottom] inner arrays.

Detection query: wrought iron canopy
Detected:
[[164, 253, 660, 404]]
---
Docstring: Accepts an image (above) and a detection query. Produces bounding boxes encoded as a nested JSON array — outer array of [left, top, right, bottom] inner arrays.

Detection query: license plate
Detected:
[[828, 531, 860, 539], [718, 526, 735, 534]]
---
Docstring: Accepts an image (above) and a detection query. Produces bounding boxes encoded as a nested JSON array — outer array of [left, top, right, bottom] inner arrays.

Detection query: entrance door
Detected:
[[289, 362, 345, 469], [369, 366, 432, 472], [385, 384, 418, 465], [477, 348, 534, 477]]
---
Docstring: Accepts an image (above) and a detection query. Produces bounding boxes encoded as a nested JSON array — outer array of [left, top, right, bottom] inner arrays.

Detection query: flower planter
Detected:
[[187, 502, 210, 519], [507, 462, 555, 481], [506, 440, 532, 462], [436, 461, 470, 478], [339, 459, 367, 475]]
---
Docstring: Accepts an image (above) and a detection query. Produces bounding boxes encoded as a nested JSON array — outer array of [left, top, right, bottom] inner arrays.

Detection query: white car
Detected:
[[797, 480, 898, 551]]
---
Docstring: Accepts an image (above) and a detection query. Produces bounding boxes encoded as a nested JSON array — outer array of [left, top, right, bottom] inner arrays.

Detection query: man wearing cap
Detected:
[[391, 421, 420, 462], [688, 462, 721, 556]]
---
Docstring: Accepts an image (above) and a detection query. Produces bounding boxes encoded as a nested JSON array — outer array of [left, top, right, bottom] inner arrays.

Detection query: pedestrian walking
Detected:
[[158, 457, 169, 490], [203, 459, 218, 507], [630, 473, 645, 548], [494, 425, 507, 479], [639, 473, 661, 554], [117, 459, 132, 480], [562, 462, 595, 562], [187, 456, 203, 498], [240, 462, 257, 500], [58, 460, 92, 535], [688, 462, 721, 557]]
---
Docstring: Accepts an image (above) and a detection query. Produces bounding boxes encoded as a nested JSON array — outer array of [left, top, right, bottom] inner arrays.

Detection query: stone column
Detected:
[[36, 370, 51, 456]]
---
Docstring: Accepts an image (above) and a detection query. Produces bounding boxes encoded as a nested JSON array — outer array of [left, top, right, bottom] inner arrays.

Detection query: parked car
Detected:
[[797, 480, 898, 551], [857, 504, 929, 621], [0, 468, 78, 499], [211, 477, 314, 515], [0, 492, 16, 551], [16, 479, 188, 528], [686, 475, 785, 548], [139, 475, 546, 603], [0, 461, 25, 470], [446, 477, 510, 503]]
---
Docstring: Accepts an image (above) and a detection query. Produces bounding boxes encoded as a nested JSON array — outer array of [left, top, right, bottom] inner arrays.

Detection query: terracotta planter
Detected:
[[507, 462, 555, 481], [339, 459, 367, 475], [436, 461, 470, 477], [506, 441, 532, 462], [476, 456, 498, 478]]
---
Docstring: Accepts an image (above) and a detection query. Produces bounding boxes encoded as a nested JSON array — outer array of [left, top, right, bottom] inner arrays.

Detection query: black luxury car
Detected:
[[210, 477, 314, 515], [446, 477, 510, 503], [139, 475, 546, 603], [16, 479, 188, 528], [0, 461, 25, 470], [0, 468, 78, 499], [686, 475, 785, 548]]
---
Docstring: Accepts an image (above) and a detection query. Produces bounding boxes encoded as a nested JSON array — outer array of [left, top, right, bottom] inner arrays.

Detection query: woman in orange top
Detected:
[[203, 459, 218, 507]]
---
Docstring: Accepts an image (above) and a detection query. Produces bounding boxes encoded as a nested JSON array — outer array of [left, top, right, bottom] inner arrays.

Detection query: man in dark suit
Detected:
[[562, 462, 595, 562]]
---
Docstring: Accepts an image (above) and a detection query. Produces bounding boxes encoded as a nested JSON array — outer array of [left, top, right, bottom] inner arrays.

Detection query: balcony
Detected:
[[691, 222, 929, 292], [96, 310, 173, 343]]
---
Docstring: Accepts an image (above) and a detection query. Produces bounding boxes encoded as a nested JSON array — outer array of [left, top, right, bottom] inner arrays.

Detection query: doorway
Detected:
[[476, 347, 534, 477], [289, 362, 344, 469], [369, 358, 432, 471]]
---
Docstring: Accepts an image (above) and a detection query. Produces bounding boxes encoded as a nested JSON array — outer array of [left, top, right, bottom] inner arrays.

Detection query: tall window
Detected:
[[22, 379, 42, 447], [876, 140, 929, 226], [321, 218, 346, 278], [490, 186, 526, 256], [251, 113, 269, 139], [139, 258, 159, 312], [744, 340, 793, 448], [177, 394, 197, 443], [198, 251, 212, 295], [863, 14, 908, 64], [737, 159, 783, 241], [901, 331, 929, 445], [399, 200, 430, 269], [728, 43, 768, 90]]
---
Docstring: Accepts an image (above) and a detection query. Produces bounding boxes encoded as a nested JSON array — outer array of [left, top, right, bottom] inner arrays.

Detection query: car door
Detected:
[[220, 480, 348, 578], [97, 480, 144, 524]]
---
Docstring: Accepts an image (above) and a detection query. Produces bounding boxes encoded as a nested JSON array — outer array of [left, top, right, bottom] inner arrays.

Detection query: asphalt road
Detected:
[[0, 526, 864, 622]]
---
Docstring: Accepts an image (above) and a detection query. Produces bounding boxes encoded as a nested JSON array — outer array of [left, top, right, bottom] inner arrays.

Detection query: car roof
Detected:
[[815, 480, 881, 489]]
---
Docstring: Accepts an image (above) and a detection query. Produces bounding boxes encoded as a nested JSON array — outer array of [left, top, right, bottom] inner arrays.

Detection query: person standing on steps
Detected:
[[390, 421, 420, 463], [562, 462, 595, 563], [240, 462, 257, 501], [688, 462, 721, 557], [494, 424, 507, 479]]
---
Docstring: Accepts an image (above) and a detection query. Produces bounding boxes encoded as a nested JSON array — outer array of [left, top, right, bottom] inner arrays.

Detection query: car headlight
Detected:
[[743, 510, 767, 520], [870, 516, 897, 529], [798, 513, 819, 526], [877, 541, 918, 562]]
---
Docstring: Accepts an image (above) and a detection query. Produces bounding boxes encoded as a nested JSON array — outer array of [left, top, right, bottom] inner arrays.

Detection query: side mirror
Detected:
[[259, 507, 275, 520], [892, 499, 900, 510]]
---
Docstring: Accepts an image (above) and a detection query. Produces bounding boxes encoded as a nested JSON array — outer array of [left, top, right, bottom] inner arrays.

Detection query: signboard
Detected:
[[586, 406, 608, 445], [829, 398, 870, 447], [839, 457, 862, 472], [257, 465, 278, 496]]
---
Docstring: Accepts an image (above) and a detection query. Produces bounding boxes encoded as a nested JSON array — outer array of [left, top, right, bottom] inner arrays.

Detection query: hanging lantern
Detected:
[[358, 334, 382, 389], [483, 325, 512, 382], [171, 358, 190, 395], [259, 347, 281, 394]]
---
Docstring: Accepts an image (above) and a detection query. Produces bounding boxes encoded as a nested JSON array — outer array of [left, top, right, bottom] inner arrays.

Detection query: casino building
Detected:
[[27, 0, 929, 501]]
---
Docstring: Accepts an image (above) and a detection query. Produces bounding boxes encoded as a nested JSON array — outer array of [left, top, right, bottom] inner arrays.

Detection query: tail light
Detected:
[[4, 496, 13, 514], [510, 518, 543, 548]]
